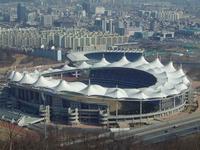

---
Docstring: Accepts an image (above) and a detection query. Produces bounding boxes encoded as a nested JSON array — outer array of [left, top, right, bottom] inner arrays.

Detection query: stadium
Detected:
[[7, 52, 191, 126]]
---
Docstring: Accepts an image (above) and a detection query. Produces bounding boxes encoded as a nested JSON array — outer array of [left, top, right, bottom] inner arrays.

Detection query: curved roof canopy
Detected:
[[79, 84, 107, 96], [33, 76, 59, 88], [11, 72, 23, 82], [78, 61, 91, 69], [148, 90, 166, 98], [8, 71, 15, 80], [162, 88, 179, 96], [19, 74, 38, 85], [124, 89, 141, 95], [105, 88, 128, 99], [176, 83, 188, 92], [125, 56, 149, 68], [68, 82, 87, 92], [108, 55, 130, 67], [31, 70, 41, 77], [62, 64, 76, 71], [54, 80, 71, 92], [150, 58, 164, 69], [183, 77, 190, 85], [129, 91, 149, 99], [10, 56, 190, 100], [163, 61, 176, 72], [93, 57, 110, 68]]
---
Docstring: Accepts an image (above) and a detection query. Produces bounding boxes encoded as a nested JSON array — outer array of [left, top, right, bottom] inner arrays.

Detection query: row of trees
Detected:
[[0, 121, 200, 150]]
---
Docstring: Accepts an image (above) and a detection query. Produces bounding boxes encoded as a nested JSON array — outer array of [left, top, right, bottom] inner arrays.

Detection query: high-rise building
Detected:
[[82, 1, 91, 14], [95, 6, 105, 15], [42, 15, 53, 27], [17, 3, 27, 23], [0, 28, 128, 51], [157, 10, 183, 22]]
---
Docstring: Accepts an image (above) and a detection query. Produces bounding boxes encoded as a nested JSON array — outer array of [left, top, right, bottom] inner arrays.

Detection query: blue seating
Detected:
[[89, 68, 157, 88]]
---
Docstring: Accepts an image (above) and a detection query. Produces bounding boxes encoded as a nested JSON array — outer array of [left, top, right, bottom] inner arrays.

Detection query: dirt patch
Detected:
[[0, 121, 40, 142], [20, 56, 57, 66], [0, 49, 16, 67]]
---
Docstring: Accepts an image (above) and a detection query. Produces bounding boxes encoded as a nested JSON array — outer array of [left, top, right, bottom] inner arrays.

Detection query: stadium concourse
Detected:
[[7, 54, 191, 126]]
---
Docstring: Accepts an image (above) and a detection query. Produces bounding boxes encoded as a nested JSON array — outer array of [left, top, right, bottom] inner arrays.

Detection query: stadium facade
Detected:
[[7, 55, 191, 126]]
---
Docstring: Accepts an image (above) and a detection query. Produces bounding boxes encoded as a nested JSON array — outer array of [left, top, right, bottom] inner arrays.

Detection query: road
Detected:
[[59, 112, 200, 147], [136, 117, 200, 143], [113, 112, 200, 143]]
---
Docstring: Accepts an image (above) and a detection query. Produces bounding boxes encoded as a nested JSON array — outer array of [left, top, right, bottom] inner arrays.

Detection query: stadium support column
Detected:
[[159, 100, 162, 117], [28, 90, 31, 102], [181, 94, 184, 104], [159, 100, 162, 112], [115, 100, 118, 117], [140, 99, 142, 123], [67, 108, 79, 125], [75, 71, 79, 78], [173, 97, 176, 114], [16, 88, 19, 99], [174, 97, 176, 108]]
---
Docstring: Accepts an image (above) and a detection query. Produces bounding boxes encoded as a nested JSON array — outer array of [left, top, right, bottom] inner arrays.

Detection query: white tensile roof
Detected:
[[93, 57, 110, 68], [51, 69, 62, 73], [176, 83, 188, 92], [67, 52, 89, 62], [78, 61, 91, 69], [125, 56, 149, 68], [129, 91, 148, 99], [33, 76, 49, 88], [8, 71, 15, 80], [161, 82, 175, 90], [183, 76, 190, 85], [168, 68, 185, 77], [47, 68, 54, 72], [33, 70, 39, 74], [140, 87, 166, 98], [33, 76, 59, 88], [152, 68, 165, 74], [168, 76, 185, 84], [124, 88, 141, 95], [163, 61, 176, 72], [105, 88, 128, 99], [136, 64, 152, 71], [108, 55, 130, 67], [54, 80, 71, 92], [54, 80, 87, 93], [79, 84, 107, 96], [177, 68, 185, 76], [155, 72, 167, 79], [68, 82, 87, 92], [62, 64, 76, 71], [167, 68, 185, 79], [142, 87, 159, 95], [11, 72, 23, 82], [162, 88, 179, 96], [147, 90, 166, 98], [51, 79, 63, 87], [32, 70, 40, 76], [11, 56, 190, 100], [42, 68, 54, 74], [150, 58, 164, 69], [19, 74, 38, 85]]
